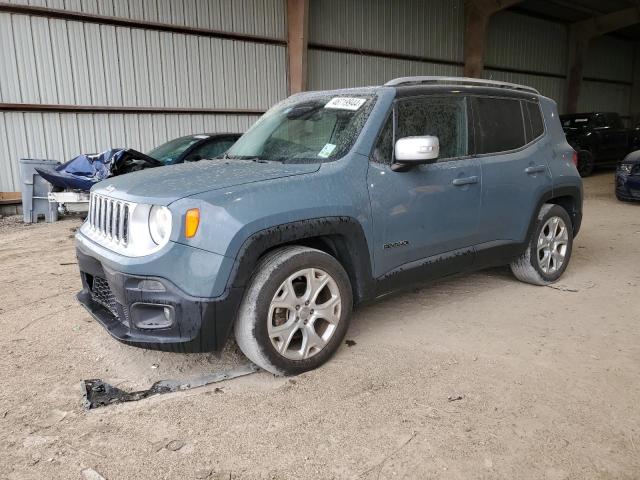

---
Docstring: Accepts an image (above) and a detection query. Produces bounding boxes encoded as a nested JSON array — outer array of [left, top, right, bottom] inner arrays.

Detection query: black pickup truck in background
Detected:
[[560, 112, 640, 177]]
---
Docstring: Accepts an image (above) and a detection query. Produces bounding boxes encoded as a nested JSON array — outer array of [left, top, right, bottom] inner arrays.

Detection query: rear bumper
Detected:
[[76, 245, 243, 352]]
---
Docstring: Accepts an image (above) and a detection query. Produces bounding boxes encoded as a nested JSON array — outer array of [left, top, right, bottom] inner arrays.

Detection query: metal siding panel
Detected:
[[131, 29, 151, 106], [84, 22, 108, 104], [137, 115, 154, 151], [12, 15, 41, 103], [0, 114, 16, 192], [309, 0, 464, 62], [579, 81, 631, 116], [76, 113, 97, 152], [109, 113, 127, 148], [487, 11, 567, 76], [142, 31, 162, 105], [482, 69, 565, 110], [67, 21, 91, 104], [123, 113, 141, 148], [41, 113, 64, 161], [186, 35, 202, 108], [173, 34, 190, 107], [59, 112, 80, 159], [100, 25, 123, 106], [0, 13, 22, 103], [23, 112, 47, 158], [158, 31, 177, 107], [307, 49, 462, 90], [92, 114, 111, 151], [584, 36, 634, 83], [198, 37, 216, 108], [5, 113, 28, 190], [27, 0, 285, 38], [116, 26, 137, 106], [32, 16, 62, 100], [49, 18, 75, 104], [80, 0, 99, 15], [210, 37, 227, 107]]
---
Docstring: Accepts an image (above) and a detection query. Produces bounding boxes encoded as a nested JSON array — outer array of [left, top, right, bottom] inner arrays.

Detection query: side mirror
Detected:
[[393, 136, 439, 169]]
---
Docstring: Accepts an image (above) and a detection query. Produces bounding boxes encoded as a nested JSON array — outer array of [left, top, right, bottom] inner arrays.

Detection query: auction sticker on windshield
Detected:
[[318, 143, 337, 158], [324, 97, 367, 111]]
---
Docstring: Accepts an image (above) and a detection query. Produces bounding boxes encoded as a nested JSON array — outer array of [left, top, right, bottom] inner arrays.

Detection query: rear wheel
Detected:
[[577, 150, 594, 177], [235, 246, 353, 375], [510, 204, 574, 285]]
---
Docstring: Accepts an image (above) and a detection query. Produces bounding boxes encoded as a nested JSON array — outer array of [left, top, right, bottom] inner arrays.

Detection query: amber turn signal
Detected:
[[185, 208, 200, 238]]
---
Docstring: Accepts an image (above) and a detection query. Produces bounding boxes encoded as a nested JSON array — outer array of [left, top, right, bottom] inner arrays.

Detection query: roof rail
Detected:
[[384, 76, 539, 94]]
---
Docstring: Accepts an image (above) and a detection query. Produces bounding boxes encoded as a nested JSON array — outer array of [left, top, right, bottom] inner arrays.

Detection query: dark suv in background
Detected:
[[560, 112, 640, 177]]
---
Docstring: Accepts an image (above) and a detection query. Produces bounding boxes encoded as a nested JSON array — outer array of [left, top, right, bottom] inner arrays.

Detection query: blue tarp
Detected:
[[35, 149, 160, 191]]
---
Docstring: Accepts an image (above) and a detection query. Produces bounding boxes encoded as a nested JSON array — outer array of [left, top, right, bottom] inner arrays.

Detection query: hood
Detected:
[[91, 159, 320, 204]]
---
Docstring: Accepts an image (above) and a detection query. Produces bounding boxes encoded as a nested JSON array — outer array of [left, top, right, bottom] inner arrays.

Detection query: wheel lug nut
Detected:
[[305, 301, 309, 305], [310, 309, 314, 314], [295, 305, 300, 310]]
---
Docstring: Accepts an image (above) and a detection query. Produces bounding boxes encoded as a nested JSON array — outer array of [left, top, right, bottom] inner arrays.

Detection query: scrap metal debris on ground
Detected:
[[82, 363, 260, 409]]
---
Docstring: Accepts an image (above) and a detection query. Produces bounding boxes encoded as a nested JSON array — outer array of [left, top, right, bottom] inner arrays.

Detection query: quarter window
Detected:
[[473, 97, 526, 154], [523, 101, 544, 142]]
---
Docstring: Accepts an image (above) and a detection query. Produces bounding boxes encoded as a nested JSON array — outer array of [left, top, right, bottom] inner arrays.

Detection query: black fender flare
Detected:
[[526, 186, 583, 246], [226, 216, 376, 303], [212, 217, 376, 351]]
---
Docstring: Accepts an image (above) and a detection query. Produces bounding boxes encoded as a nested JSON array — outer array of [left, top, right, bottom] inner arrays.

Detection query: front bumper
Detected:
[[615, 173, 640, 201], [76, 244, 243, 352]]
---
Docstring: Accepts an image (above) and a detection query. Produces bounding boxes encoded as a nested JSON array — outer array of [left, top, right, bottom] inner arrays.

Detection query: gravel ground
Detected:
[[1, 172, 639, 480]]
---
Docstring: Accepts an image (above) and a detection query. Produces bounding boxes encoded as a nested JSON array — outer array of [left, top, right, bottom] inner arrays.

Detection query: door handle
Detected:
[[525, 165, 546, 174], [452, 176, 479, 186]]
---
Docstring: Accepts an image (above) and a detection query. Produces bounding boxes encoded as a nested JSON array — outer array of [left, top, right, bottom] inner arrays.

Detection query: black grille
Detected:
[[90, 277, 118, 318]]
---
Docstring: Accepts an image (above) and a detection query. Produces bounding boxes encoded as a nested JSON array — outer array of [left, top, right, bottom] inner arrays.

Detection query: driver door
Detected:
[[367, 95, 481, 281]]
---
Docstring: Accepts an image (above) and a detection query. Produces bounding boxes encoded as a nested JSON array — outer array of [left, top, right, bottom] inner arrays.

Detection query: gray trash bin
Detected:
[[19, 158, 60, 223]]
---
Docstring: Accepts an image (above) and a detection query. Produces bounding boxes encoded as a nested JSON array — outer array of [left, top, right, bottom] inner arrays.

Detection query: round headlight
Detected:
[[148, 206, 172, 245]]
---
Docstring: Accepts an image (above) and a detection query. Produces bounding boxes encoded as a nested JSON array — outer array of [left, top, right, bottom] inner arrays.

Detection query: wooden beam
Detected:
[[0, 192, 21, 204], [565, 6, 640, 113], [287, 0, 309, 94], [463, 0, 522, 78]]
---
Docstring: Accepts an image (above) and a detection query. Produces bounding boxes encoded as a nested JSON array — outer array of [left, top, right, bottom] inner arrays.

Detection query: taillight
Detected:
[[572, 151, 578, 167]]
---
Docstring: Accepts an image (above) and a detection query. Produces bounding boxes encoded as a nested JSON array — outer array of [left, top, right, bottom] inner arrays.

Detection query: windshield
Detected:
[[147, 135, 207, 164], [225, 94, 376, 163]]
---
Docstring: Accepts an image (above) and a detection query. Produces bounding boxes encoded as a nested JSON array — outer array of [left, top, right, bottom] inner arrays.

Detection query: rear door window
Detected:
[[472, 97, 526, 154]]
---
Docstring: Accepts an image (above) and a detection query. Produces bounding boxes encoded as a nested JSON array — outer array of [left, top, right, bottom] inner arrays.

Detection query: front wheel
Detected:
[[510, 204, 574, 286], [235, 246, 353, 375]]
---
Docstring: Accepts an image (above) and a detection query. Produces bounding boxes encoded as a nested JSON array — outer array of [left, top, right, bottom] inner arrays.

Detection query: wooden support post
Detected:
[[564, 6, 640, 114], [565, 30, 589, 114], [463, 0, 521, 78], [287, 0, 309, 95]]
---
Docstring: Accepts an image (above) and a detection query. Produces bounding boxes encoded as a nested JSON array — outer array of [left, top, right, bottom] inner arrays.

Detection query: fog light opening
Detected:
[[131, 303, 175, 330]]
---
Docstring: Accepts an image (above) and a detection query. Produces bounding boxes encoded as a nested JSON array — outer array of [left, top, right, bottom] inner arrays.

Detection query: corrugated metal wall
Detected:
[[2, 0, 638, 192], [0, 0, 287, 192], [309, 0, 464, 61], [2, 0, 287, 38], [308, 1, 636, 119]]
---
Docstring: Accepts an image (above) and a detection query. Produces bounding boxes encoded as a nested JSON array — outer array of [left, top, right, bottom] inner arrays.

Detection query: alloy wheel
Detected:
[[267, 268, 342, 360], [537, 216, 569, 274]]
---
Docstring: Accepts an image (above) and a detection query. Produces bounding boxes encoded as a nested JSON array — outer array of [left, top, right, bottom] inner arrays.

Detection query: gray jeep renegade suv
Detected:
[[76, 76, 583, 375]]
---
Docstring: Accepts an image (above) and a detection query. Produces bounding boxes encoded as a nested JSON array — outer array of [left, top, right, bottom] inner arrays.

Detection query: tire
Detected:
[[234, 246, 353, 376], [510, 204, 574, 286], [577, 150, 594, 177]]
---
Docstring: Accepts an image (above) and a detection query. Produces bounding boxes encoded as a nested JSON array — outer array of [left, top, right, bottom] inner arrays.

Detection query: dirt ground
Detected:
[[1, 171, 639, 480]]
